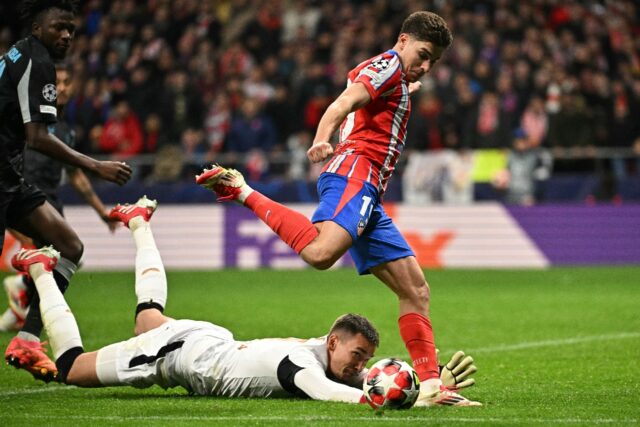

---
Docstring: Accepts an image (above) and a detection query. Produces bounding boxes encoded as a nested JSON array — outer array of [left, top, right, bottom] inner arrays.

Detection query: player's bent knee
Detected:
[[56, 238, 84, 264], [56, 346, 84, 384]]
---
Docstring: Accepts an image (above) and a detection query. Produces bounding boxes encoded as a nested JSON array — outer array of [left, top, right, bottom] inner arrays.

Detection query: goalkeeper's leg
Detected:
[[108, 197, 173, 336]]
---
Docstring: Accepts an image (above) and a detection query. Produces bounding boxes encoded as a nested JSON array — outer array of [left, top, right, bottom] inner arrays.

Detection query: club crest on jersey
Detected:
[[371, 57, 390, 71], [42, 84, 57, 102], [357, 218, 367, 236]]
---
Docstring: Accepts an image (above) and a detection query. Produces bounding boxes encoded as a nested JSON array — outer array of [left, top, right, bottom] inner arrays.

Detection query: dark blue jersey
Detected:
[[23, 119, 76, 198], [0, 36, 57, 192]]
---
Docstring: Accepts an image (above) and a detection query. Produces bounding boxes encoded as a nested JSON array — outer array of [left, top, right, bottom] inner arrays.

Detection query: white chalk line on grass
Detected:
[[385, 331, 640, 359], [0, 385, 75, 397], [466, 331, 640, 354], [2, 414, 638, 424]]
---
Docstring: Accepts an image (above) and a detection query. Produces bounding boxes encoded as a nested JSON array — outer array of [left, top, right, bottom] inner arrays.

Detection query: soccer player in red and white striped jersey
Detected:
[[198, 11, 480, 407]]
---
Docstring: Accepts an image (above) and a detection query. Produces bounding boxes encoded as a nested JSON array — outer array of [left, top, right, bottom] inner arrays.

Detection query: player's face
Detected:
[[56, 69, 73, 106], [327, 333, 376, 382], [397, 34, 445, 83], [33, 9, 76, 60]]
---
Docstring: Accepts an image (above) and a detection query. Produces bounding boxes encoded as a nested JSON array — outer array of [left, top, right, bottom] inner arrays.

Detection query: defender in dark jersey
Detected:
[[0, 64, 118, 333], [0, 1, 131, 382]]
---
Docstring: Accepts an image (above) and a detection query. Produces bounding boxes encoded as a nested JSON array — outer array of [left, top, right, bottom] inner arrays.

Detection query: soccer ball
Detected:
[[363, 358, 420, 410]]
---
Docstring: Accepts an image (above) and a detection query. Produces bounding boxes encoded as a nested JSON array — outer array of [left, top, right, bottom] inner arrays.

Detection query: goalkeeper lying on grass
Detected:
[[9, 196, 478, 405]]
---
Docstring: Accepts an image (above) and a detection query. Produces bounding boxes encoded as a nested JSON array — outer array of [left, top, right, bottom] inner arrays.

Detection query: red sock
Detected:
[[398, 312, 440, 381], [245, 191, 318, 254]]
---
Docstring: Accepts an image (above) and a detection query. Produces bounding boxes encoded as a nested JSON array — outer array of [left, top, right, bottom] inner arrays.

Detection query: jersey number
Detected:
[[360, 196, 373, 217]]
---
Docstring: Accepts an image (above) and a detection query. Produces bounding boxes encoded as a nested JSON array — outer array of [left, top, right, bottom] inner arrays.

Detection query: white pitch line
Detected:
[[1, 414, 637, 424], [466, 331, 640, 354], [387, 331, 640, 360], [0, 385, 75, 397]]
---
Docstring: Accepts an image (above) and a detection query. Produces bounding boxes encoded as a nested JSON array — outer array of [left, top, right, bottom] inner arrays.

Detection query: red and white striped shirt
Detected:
[[322, 50, 410, 196]]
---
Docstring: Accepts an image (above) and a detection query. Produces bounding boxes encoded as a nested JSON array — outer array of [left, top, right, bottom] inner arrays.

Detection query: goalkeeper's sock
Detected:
[[29, 263, 83, 360], [399, 312, 441, 386], [131, 219, 167, 313], [244, 192, 318, 254]]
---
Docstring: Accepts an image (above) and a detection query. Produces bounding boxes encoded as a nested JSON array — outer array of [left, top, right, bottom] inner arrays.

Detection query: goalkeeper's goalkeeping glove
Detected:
[[437, 350, 477, 391]]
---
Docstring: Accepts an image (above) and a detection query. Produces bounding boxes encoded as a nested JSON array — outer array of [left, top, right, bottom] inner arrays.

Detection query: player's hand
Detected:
[[100, 209, 119, 233], [438, 350, 477, 391], [95, 160, 132, 186], [307, 142, 333, 163], [408, 81, 423, 95]]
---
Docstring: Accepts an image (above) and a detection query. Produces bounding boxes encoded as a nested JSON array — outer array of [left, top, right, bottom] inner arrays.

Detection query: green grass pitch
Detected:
[[0, 267, 638, 426]]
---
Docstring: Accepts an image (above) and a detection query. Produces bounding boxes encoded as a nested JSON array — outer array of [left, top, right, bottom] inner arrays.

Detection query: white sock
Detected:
[[29, 264, 83, 359], [420, 378, 443, 395], [130, 220, 167, 308]]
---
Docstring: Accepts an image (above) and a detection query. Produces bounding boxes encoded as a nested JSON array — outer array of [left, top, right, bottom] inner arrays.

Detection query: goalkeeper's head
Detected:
[[326, 314, 379, 383]]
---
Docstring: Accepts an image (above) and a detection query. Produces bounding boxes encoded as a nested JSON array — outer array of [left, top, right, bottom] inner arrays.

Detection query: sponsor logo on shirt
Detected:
[[7, 47, 22, 63]]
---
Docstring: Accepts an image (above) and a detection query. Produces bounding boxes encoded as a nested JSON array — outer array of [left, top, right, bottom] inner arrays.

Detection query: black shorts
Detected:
[[0, 181, 47, 254]]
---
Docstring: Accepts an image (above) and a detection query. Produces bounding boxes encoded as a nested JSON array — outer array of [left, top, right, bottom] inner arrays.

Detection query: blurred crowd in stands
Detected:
[[1, 0, 639, 204]]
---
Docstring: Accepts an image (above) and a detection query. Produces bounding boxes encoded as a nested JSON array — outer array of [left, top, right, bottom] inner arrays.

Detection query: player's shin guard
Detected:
[[19, 258, 77, 339], [132, 222, 167, 314], [244, 192, 319, 253], [399, 312, 440, 388], [30, 265, 83, 362]]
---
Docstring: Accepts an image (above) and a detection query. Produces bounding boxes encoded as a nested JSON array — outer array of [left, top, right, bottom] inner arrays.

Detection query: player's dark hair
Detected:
[[400, 11, 453, 48], [55, 61, 72, 75], [329, 313, 379, 347], [19, 0, 79, 25]]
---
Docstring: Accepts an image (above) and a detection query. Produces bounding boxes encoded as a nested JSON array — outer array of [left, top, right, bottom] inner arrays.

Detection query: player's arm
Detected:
[[25, 122, 131, 185], [67, 168, 118, 232], [293, 367, 366, 404], [307, 82, 372, 163]]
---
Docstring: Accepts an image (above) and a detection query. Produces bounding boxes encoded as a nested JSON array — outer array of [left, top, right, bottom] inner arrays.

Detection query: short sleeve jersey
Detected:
[[0, 36, 57, 192], [322, 50, 410, 195]]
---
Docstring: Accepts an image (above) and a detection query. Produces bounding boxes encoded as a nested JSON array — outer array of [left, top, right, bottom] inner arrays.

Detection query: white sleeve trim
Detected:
[[294, 368, 363, 403], [18, 59, 32, 123]]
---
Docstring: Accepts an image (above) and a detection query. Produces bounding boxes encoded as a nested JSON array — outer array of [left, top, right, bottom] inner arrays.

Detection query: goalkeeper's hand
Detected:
[[437, 350, 477, 391]]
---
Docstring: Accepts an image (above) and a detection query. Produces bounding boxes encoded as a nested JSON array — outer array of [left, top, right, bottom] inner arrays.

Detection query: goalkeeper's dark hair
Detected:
[[329, 313, 379, 347], [400, 11, 453, 48], [19, 0, 79, 25]]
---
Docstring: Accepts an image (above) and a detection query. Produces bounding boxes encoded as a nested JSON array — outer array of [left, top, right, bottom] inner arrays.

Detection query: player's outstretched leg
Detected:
[[109, 197, 169, 334], [196, 165, 318, 254], [7, 247, 84, 383]]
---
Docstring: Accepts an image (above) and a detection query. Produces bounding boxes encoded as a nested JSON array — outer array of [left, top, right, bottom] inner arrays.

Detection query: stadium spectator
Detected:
[[225, 96, 277, 174], [493, 128, 553, 205], [12, 197, 476, 398], [98, 98, 144, 158], [196, 11, 480, 408]]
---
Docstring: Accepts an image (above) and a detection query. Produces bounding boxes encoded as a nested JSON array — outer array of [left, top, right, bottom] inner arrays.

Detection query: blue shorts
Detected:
[[311, 173, 414, 275]]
